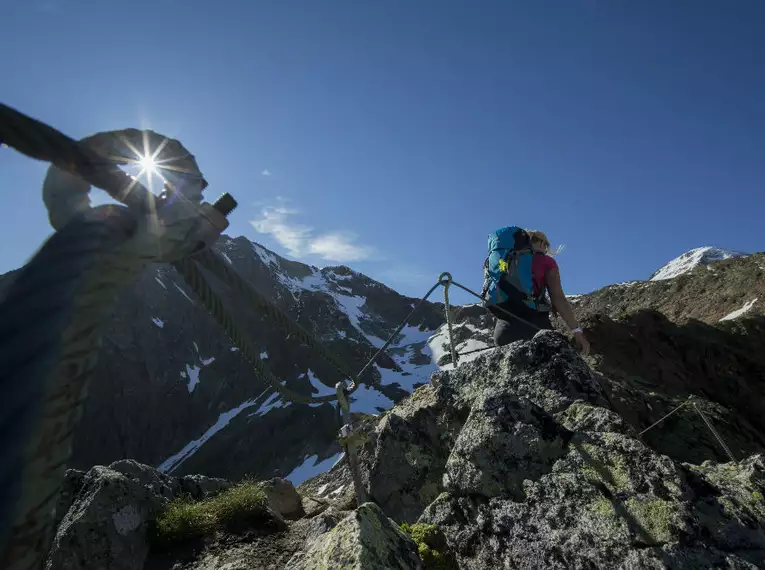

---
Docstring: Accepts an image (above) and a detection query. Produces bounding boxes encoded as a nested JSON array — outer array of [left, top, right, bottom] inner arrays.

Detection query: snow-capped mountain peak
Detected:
[[650, 247, 749, 281]]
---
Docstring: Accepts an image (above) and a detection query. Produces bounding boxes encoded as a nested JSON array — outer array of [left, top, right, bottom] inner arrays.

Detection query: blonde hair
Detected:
[[526, 229, 565, 256]]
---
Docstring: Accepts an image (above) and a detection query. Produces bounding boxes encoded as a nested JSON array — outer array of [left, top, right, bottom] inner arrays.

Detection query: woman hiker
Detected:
[[481, 226, 590, 355]]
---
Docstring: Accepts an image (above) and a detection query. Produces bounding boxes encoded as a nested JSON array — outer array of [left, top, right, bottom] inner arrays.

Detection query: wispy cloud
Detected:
[[250, 206, 374, 263], [309, 233, 372, 262], [261, 169, 272, 177], [250, 206, 311, 256]]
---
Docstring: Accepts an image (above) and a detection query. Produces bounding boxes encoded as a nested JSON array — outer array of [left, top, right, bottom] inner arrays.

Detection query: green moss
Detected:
[[154, 482, 268, 542], [624, 497, 678, 544], [752, 491, 764, 502], [589, 498, 615, 517], [579, 444, 630, 492], [400, 522, 458, 570]]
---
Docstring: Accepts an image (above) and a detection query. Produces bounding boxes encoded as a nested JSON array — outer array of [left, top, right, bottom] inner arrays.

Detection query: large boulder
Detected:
[[289, 502, 423, 569], [431, 330, 607, 415], [258, 477, 305, 520], [47, 466, 165, 570], [47, 462, 234, 570], [177, 473, 232, 500], [443, 392, 571, 500], [364, 385, 465, 524]]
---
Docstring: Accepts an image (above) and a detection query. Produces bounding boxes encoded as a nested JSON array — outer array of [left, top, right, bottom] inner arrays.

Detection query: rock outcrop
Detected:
[[47, 330, 765, 569], [289, 503, 423, 570], [296, 331, 765, 568], [47, 460, 233, 570]]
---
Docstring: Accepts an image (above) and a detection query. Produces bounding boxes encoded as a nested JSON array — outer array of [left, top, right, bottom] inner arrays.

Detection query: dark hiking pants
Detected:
[[492, 307, 553, 347]]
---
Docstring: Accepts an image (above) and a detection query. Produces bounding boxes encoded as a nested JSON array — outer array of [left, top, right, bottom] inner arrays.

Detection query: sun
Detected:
[[138, 154, 157, 175]]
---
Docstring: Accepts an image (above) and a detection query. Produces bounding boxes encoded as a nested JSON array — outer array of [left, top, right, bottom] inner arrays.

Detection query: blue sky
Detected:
[[1, 1, 763, 304]]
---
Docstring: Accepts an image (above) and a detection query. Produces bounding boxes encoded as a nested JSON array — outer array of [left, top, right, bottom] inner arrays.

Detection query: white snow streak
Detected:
[[158, 397, 262, 474], [720, 298, 758, 322], [151, 317, 164, 328], [174, 283, 195, 303], [250, 392, 291, 417], [252, 243, 278, 267], [155, 277, 167, 290]]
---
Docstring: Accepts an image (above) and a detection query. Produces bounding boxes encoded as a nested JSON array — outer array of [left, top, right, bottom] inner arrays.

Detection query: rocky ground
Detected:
[[46, 331, 765, 569]]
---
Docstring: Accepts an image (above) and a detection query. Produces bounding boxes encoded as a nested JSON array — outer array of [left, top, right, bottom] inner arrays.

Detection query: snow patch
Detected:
[[333, 293, 386, 348], [151, 317, 164, 328], [230, 347, 240, 352], [252, 243, 278, 267], [260, 351, 269, 360], [186, 365, 201, 393], [651, 247, 748, 281], [251, 392, 290, 416], [220, 252, 233, 265], [158, 397, 262, 474], [720, 298, 758, 322], [348, 383, 395, 415], [611, 281, 641, 289], [307, 369, 335, 397], [427, 323, 493, 371], [155, 277, 167, 290], [201, 356, 216, 366], [285, 452, 344, 486]]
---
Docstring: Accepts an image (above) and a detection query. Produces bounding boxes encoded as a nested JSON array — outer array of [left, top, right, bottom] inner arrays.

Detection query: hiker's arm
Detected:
[[547, 267, 590, 355], [546, 268, 579, 331]]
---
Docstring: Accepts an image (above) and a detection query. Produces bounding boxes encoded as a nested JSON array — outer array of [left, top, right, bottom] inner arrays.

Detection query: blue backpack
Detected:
[[481, 226, 550, 311]]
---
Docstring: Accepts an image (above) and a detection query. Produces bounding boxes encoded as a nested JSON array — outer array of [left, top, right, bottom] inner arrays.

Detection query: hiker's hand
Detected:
[[574, 331, 590, 356]]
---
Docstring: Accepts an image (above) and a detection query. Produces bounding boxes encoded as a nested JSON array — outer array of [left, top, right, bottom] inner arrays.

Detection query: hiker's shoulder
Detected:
[[537, 254, 558, 271]]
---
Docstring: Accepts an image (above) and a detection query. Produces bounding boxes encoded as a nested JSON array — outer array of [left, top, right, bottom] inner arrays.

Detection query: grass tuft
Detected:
[[154, 482, 269, 542]]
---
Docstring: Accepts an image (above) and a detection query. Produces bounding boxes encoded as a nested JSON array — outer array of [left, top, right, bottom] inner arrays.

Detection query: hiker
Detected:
[[481, 226, 590, 355]]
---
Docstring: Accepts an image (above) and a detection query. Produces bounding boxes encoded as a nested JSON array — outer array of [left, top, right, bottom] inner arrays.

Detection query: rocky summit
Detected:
[[46, 331, 765, 569]]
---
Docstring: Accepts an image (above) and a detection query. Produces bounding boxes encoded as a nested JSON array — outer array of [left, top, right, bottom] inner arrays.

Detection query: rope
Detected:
[[440, 273, 460, 367], [1, 104, 150, 217], [693, 402, 738, 463], [1, 104, 208, 222], [191, 248, 363, 390], [0, 207, 141, 570], [638, 396, 692, 437], [174, 257, 338, 404], [457, 346, 495, 357], [356, 282, 442, 382], [637, 396, 738, 463], [336, 384, 367, 506], [0, 105, 221, 570]]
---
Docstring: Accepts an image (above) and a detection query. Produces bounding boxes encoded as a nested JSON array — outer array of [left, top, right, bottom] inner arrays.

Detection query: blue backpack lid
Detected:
[[488, 226, 524, 252]]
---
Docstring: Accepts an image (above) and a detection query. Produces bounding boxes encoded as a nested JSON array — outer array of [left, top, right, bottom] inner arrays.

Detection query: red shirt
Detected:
[[532, 254, 558, 297]]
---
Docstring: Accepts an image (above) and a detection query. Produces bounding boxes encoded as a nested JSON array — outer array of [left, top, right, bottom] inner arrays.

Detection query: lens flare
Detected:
[[138, 154, 157, 175]]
